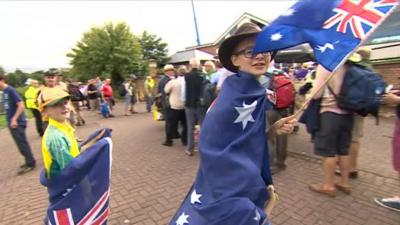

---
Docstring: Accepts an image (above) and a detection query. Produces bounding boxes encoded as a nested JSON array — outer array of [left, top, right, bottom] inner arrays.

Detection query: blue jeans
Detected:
[[146, 96, 153, 112], [185, 107, 205, 152], [9, 125, 35, 167]]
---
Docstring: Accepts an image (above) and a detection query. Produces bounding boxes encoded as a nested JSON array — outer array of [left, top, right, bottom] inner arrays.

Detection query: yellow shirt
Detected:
[[42, 118, 80, 178], [24, 86, 39, 109]]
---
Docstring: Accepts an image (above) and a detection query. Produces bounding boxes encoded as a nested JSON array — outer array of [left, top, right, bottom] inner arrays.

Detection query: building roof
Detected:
[[366, 6, 400, 44], [168, 49, 215, 64]]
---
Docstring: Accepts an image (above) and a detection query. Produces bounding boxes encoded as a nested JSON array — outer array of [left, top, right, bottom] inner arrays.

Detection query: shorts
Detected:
[[352, 115, 364, 142], [314, 112, 354, 157]]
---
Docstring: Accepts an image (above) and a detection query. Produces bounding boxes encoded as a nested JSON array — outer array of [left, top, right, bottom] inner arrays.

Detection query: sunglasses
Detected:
[[234, 48, 271, 59]]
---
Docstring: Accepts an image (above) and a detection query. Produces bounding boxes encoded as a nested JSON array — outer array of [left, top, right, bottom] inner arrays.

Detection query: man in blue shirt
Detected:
[[0, 74, 36, 175]]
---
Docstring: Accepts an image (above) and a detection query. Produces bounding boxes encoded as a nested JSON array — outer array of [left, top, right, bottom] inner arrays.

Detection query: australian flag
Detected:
[[40, 129, 113, 225], [169, 72, 274, 225], [254, 0, 399, 72]]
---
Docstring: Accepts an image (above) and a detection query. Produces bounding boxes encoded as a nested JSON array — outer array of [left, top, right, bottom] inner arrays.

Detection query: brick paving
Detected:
[[0, 102, 399, 225]]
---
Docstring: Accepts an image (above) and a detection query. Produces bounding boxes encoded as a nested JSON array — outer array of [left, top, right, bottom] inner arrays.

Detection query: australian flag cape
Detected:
[[253, 0, 399, 72], [169, 72, 274, 225], [40, 128, 113, 225]]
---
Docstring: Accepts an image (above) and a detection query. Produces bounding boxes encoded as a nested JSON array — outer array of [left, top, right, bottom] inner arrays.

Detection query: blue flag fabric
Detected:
[[169, 72, 273, 225], [254, 0, 399, 72], [40, 129, 112, 225]]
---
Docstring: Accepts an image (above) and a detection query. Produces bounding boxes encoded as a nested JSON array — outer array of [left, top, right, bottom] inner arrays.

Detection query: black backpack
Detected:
[[68, 84, 84, 102], [329, 64, 385, 118], [199, 79, 217, 109], [119, 83, 127, 97]]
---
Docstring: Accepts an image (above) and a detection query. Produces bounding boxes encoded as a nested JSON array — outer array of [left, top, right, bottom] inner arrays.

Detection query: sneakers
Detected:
[[162, 141, 173, 147], [185, 150, 193, 156], [374, 197, 400, 212], [17, 165, 35, 175]]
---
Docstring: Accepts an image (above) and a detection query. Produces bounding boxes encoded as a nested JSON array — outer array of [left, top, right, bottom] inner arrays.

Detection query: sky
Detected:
[[0, 0, 296, 72]]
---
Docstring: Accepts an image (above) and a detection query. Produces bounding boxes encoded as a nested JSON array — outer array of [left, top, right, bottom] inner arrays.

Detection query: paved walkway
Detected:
[[0, 102, 399, 225]]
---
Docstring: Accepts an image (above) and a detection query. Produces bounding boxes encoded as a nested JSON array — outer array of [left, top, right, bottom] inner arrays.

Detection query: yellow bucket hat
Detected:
[[38, 87, 70, 112], [347, 52, 362, 63]]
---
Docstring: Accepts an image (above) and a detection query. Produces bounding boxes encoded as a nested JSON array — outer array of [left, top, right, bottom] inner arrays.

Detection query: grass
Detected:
[[0, 115, 6, 128]]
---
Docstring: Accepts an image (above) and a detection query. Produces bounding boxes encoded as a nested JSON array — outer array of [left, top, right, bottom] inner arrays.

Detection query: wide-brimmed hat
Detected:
[[218, 22, 265, 73], [38, 87, 70, 112]]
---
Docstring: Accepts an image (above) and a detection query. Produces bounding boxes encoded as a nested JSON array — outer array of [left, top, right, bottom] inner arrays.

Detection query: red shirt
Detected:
[[102, 84, 113, 98]]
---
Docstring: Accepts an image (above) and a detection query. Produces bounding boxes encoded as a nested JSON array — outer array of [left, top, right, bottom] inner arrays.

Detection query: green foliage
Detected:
[[0, 115, 6, 128], [67, 22, 145, 85], [4, 69, 45, 88], [0, 66, 4, 76], [140, 31, 170, 66]]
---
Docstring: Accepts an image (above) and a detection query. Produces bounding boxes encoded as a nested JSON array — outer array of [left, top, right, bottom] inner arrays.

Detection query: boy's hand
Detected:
[[10, 118, 18, 128], [273, 115, 297, 135]]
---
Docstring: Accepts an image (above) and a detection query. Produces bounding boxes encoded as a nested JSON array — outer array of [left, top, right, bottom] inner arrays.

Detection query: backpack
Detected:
[[68, 84, 84, 102], [328, 64, 385, 117], [199, 79, 217, 109], [119, 83, 127, 97], [271, 73, 294, 109]]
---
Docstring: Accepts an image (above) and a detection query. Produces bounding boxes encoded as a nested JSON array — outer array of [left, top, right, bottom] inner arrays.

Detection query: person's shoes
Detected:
[[173, 134, 181, 139], [19, 164, 28, 169], [309, 184, 336, 197], [185, 150, 193, 156], [17, 165, 35, 175], [82, 119, 86, 125], [374, 197, 400, 212], [335, 169, 358, 179], [76, 122, 83, 126], [124, 114, 132, 116], [335, 183, 352, 194], [162, 141, 173, 147], [109, 114, 115, 118]]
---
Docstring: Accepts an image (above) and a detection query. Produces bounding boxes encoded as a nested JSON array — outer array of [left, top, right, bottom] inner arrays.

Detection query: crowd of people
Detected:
[[0, 22, 399, 223]]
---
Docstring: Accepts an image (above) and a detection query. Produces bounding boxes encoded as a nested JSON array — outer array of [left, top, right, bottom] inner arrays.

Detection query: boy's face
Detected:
[[45, 99, 71, 122], [231, 36, 271, 77]]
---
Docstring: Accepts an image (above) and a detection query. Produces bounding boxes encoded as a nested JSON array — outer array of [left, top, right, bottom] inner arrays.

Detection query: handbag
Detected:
[[299, 98, 322, 137]]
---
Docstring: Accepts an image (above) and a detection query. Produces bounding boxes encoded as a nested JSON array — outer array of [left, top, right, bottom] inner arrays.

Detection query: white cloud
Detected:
[[0, 0, 295, 72]]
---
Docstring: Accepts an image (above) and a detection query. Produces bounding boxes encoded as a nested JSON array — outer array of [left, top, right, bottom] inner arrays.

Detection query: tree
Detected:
[[139, 31, 170, 66], [67, 22, 145, 85], [5, 69, 28, 87], [0, 66, 4, 76]]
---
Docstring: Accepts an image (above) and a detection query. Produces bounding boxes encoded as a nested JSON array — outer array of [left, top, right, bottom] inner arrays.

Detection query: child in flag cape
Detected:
[[169, 22, 296, 225], [39, 87, 80, 179]]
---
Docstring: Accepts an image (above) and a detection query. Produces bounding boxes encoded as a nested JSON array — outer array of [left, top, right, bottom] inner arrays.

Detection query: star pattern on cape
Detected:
[[282, 8, 295, 16], [190, 189, 202, 205], [271, 33, 282, 41], [176, 212, 189, 225], [234, 100, 257, 130], [253, 208, 261, 221]]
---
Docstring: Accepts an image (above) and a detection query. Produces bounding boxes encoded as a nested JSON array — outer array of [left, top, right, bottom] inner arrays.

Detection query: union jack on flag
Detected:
[[254, 0, 399, 71], [41, 130, 113, 225], [49, 189, 110, 225], [323, 0, 399, 39]]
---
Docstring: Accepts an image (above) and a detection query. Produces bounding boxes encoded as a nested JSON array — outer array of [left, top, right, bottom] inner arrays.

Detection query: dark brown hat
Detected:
[[218, 22, 262, 73]]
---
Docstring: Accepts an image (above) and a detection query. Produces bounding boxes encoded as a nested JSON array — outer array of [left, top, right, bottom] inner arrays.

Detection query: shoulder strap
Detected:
[[327, 85, 338, 99]]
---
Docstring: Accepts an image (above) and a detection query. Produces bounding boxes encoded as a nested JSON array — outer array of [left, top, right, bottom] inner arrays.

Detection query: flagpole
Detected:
[[191, 0, 201, 46]]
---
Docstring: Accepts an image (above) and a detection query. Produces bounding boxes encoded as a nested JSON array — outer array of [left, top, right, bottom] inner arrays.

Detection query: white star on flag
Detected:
[[282, 8, 295, 16], [190, 189, 202, 205], [253, 208, 261, 221], [234, 100, 257, 130], [317, 41, 339, 53], [271, 33, 282, 41], [176, 212, 189, 225]]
